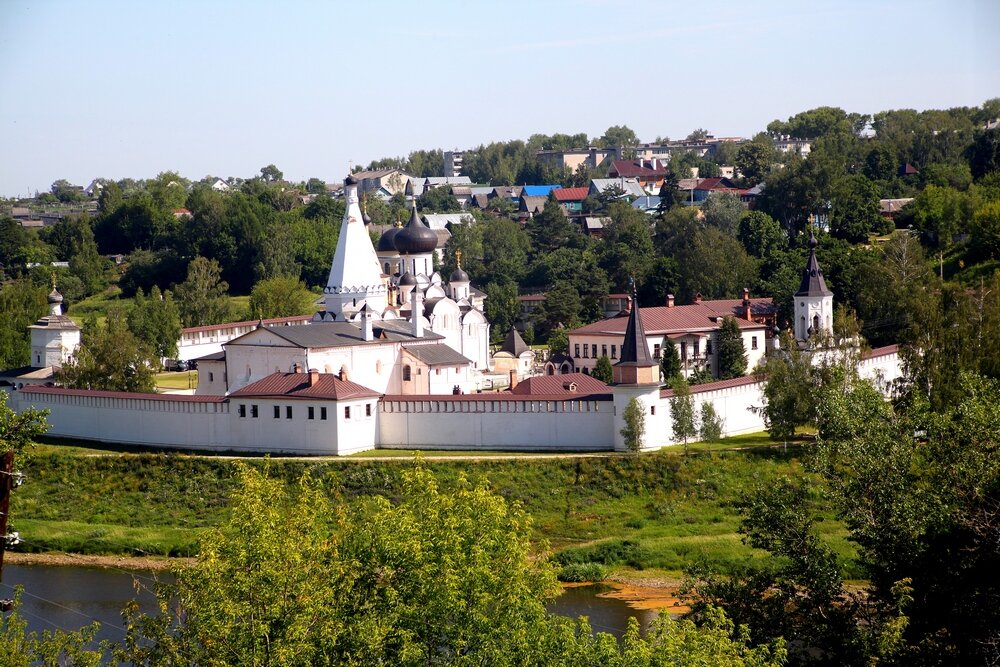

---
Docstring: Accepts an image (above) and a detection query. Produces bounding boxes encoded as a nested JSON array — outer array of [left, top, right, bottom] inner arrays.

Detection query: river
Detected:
[[2, 564, 671, 648]]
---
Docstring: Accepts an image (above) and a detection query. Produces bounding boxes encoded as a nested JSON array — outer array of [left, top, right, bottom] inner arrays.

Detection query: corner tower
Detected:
[[320, 175, 388, 321], [611, 287, 661, 452], [794, 232, 833, 342]]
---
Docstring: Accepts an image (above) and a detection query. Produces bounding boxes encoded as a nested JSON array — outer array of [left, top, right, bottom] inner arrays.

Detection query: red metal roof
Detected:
[[382, 392, 613, 402], [694, 177, 744, 192], [17, 386, 225, 402], [571, 298, 773, 336], [608, 160, 668, 178], [552, 187, 589, 202], [230, 372, 380, 400], [660, 374, 760, 398], [863, 344, 899, 359], [511, 373, 608, 396], [182, 315, 313, 335]]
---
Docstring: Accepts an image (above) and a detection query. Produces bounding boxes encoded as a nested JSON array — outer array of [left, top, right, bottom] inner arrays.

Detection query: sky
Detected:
[[1, 0, 998, 198]]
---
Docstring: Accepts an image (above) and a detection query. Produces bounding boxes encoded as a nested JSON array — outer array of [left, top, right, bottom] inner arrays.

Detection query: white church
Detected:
[[1, 179, 902, 455]]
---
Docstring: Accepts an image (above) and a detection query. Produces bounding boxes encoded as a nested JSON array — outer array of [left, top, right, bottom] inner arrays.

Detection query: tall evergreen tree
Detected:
[[717, 316, 748, 379]]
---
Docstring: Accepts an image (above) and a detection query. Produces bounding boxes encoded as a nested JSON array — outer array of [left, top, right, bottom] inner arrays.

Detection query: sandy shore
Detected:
[[5, 552, 192, 572]]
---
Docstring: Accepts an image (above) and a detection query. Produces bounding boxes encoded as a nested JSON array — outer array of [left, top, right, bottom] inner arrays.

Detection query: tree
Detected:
[[968, 128, 1000, 179], [700, 401, 723, 441], [60, 308, 158, 392], [259, 164, 283, 182], [701, 192, 745, 236], [481, 218, 530, 285], [50, 179, 84, 203], [247, 276, 316, 320], [660, 337, 681, 385], [596, 125, 639, 155], [67, 220, 109, 297], [0, 280, 48, 370], [971, 199, 1000, 259], [0, 588, 102, 667], [533, 281, 581, 337], [738, 211, 786, 259], [592, 355, 613, 384], [717, 316, 748, 379], [547, 327, 568, 356], [417, 186, 461, 212], [735, 135, 777, 183], [527, 197, 585, 255], [669, 376, 697, 451], [305, 177, 326, 194], [484, 281, 519, 344], [618, 396, 648, 455], [830, 175, 882, 242], [147, 171, 190, 211], [127, 286, 182, 360], [173, 257, 235, 327]]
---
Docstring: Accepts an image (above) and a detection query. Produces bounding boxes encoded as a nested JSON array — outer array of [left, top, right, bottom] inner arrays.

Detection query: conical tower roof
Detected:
[[615, 292, 656, 368], [795, 232, 833, 297], [499, 327, 530, 356]]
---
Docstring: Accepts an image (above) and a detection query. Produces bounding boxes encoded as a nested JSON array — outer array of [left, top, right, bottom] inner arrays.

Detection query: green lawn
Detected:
[[156, 371, 198, 390], [13, 438, 850, 578]]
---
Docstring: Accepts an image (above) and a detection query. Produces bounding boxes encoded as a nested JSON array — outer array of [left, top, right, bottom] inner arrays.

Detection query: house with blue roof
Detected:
[[520, 185, 562, 197]]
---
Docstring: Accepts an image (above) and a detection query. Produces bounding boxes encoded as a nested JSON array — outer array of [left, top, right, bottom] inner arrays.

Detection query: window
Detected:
[[273, 405, 280, 419], [308, 406, 315, 420], [320, 406, 327, 420], [345, 406, 351, 419], [251, 405, 258, 418], [365, 403, 372, 417], [650, 405, 656, 415], [681, 342, 687, 361], [601, 344, 607, 358], [694, 341, 700, 357], [653, 344, 661, 359], [582, 345, 589, 359], [286, 406, 292, 419], [209, 372, 214, 382], [752, 336, 758, 350], [435, 368, 441, 375], [611, 345, 617, 359], [706, 339, 713, 354], [403, 365, 412, 381], [591, 344, 597, 358], [238, 404, 246, 418], [574, 344, 580, 358]]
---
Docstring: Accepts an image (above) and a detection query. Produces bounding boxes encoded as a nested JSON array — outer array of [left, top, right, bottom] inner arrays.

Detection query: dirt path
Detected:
[[6, 551, 191, 572]]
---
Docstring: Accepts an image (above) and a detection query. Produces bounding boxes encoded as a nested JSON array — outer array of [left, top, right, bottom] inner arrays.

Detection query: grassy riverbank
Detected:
[[12, 436, 856, 579]]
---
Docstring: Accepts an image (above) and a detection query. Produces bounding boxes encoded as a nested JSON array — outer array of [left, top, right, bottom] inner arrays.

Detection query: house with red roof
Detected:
[[692, 177, 746, 203], [567, 291, 776, 379], [607, 159, 670, 193], [551, 186, 589, 215]]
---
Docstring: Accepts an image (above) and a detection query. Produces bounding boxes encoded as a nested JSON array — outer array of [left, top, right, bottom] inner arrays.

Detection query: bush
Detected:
[[557, 562, 608, 582], [554, 539, 648, 568]]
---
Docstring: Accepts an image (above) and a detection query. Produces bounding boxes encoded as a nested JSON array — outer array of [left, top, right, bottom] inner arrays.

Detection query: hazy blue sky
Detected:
[[1, 0, 997, 197]]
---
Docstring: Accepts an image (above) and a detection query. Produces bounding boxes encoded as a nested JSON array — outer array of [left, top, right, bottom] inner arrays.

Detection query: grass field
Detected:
[[155, 371, 197, 390], [11, 434, 853, 580]]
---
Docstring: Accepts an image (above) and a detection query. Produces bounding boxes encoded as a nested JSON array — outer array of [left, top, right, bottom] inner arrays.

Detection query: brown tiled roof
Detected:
[[552, 187, 589, 202], [17, 386, 225, 402], [694, 177, 743, 192], [609, 159, 668, 178], [229, 372, 380, 400], [511, 373, 608, 395], [572, 298, 773, 336]]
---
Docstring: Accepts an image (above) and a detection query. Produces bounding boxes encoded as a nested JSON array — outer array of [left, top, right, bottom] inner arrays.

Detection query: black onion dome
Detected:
[[449, 267, 469, 282], [48, 288, 63, 304], [394, 205, 438, 254], [377, 225, 400, 251], [399, 271, 417, 286], [344, 174, 358, 186]]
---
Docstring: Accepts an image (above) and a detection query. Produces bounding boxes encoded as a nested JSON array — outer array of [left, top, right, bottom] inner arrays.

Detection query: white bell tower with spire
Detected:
[[318, 175, 388, 321]]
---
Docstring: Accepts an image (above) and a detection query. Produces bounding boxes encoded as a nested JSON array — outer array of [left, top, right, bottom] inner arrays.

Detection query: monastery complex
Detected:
[[1, 176, 901, 455]]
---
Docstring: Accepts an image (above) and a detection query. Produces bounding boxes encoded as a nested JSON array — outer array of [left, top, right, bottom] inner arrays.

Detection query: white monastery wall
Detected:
[[378, 397, 614, 451]]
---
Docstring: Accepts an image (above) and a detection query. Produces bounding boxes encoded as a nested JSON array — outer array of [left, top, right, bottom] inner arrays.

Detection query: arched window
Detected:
[[813, 314, 820, 332], [403, 365, 412, 381], [384, 262, 390, 274]]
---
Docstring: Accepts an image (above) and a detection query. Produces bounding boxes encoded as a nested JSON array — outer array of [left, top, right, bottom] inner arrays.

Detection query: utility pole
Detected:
[[0, 450, 13, 583]]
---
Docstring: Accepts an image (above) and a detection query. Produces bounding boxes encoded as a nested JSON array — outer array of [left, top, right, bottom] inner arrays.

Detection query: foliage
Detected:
[[660, 337, 682, 385], [0, 391, 48, 457], [702, 192, 745, 236], [127, 286, 182, 360], [60, 308, 158, 392], [417, 185, 461, 212], [621, 397, 646, 454], [592, 354, 613, 384], [717, 316, 748, 380], [736, 135, 778, 183], [173, 256, 235, 327], [830, 174, 882, 242], [670, 377, 697, 449], [0, 279, 48, 369], [0, 588, 102, 667], [968, 128, 1000, 179], [699, 402, 723, 442], [246, 276, 315, 320], [547, 327, 569, 356], [484, 281, 519, 344]]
